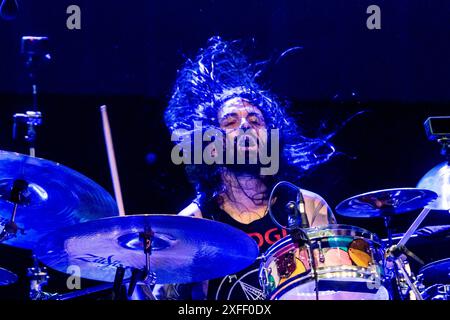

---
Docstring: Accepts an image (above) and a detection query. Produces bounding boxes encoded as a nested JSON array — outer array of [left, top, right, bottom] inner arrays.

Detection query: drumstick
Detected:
[[397, 207, 431, 247], [100, 105, 125, 216]]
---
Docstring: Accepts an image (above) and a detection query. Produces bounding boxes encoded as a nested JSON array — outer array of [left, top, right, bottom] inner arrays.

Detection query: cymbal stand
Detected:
[[126, 227, 157, 300], [436, 137, 450, 162], [45, 268, 129, 301], [0, 179, 27, 243], [383, 206, 434, 300], [13, 111, 42, 157], [27, 255, 57, 300], [382, 214, 394, 247], [12, 36, 50, 157], [386, 246, 423, 300]]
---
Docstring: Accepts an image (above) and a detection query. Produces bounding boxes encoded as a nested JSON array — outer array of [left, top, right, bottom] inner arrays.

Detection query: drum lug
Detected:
[[318, 240, 325, 263]]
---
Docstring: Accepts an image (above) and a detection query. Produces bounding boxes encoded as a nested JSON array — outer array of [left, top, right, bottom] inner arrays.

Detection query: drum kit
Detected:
[[0, 145, 447, 300], [0, 149, 261, 300], [259, 188, 449, 300], [259, 125, 450, 300], [0, 36, 448, 300]]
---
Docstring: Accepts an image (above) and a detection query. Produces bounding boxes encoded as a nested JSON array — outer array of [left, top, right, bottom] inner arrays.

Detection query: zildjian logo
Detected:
[[76, 254, 124, 269]]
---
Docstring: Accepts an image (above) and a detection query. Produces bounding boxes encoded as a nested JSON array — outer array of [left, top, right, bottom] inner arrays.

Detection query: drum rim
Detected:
[[419, 257, 450, 274], [262, 224, 381, 258], [268, 266, 387, 300], [261, 264, 383, 298]]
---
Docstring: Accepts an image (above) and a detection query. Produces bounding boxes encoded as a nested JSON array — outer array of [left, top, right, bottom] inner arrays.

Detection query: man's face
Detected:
[[218, 97, 267, 154]]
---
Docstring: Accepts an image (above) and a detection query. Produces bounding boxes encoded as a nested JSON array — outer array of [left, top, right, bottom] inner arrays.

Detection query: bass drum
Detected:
[[259, 224, 390, 300]]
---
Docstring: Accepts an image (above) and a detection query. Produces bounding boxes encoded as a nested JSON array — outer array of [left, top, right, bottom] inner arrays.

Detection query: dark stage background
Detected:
[[0, 0, 449, 299]]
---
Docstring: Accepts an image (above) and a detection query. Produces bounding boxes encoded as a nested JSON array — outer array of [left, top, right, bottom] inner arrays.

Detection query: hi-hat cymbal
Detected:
[[0, 267, 17, 286], [0, 150, 119, 249], [35, 214, 259, 284], [417, 162, 450, 211], [335, 188, 438, 218]]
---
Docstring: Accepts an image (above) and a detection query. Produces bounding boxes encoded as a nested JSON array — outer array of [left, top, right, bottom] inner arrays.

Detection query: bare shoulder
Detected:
[[300, 188, 336, 226], [178, 201, 203, 218], [300, 189, 329, 207]]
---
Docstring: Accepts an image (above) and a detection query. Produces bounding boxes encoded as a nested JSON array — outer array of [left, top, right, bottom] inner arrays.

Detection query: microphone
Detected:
[[285, 189, 309, 230], [296, 189, 309, 229], [0, 0, 19, 21]]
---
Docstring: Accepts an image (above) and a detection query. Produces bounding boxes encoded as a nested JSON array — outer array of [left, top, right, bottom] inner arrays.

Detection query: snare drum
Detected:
[[259, 224, 390, 300]]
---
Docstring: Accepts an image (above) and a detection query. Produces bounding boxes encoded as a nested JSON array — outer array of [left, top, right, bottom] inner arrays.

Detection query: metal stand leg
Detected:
[[394, 258, 423, 300], [127, 226, 157, 300]]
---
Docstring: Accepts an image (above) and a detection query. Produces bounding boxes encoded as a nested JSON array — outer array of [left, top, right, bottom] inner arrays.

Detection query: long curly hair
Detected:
[[164, 36, 336, 201]]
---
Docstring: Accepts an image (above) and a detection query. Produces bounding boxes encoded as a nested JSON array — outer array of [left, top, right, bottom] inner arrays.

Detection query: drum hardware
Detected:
[[43, 266, 150, 301], [423, 116, 450, 159], [304, 241, 319, 300], [259, 256, 271, 298], [385, 246, 423, 300], [12, 111, 42, 158], [415, 258, 450, 300], [45, 281, 132, 301], [27, 255, 56, 300], [16, 36, 50, 157], [0, 179, 28, 243], [126, 227, 157, 300], [288, 222, 319, 300], [385, 205, 439, 300], [317, 240, 325, 263], [336, 188, 440, 300], [420, 284, 450, 300], [0, 267, 18, 286], [39, 267, 130, 301]]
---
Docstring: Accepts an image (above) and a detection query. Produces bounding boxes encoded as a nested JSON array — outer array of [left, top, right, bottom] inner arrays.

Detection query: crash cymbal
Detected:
[[0, 267, 17, 286], [335, 188, 438, 218], [35, 214, 259, 284], [0, 150, 119, 249], [419, 258, 450, 285], [417, 162, 450, 211]]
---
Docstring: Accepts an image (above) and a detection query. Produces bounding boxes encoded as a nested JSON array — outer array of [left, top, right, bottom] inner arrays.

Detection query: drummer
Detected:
[[156, 36, 337, 300]]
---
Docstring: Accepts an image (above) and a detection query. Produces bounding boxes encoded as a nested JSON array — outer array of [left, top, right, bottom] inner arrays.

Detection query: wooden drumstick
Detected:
[[100, 105, 125, 216], [397, 207, 431, 247]]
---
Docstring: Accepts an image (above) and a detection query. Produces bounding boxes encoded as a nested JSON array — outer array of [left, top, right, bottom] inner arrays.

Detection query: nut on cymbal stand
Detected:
[[126, 227, 157, 300], [0, 179, 28, 243], [12, 36, 50, 157]]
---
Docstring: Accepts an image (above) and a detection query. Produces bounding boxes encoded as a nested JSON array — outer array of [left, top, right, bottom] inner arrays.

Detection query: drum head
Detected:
[[260, 224, 389, 300]]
